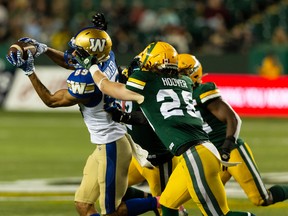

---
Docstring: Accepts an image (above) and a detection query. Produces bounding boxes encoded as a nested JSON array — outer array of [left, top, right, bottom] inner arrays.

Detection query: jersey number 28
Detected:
[[157, 89, 197, 119]]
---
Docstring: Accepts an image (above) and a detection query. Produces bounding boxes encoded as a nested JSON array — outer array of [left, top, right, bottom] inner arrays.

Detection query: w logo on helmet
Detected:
[[89, 38, 106, 52]]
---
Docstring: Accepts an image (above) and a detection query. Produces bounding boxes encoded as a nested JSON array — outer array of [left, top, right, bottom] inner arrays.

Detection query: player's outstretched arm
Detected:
[[74, 47, 144, 103], [9, 37, 75, 70], [16, 50, 82, 107], [28, 73, 79, 107], [45, 47, 75, 70], [90, 65, 144, 104], [20, 37, 76, 70], [18, 37, 48, 58]]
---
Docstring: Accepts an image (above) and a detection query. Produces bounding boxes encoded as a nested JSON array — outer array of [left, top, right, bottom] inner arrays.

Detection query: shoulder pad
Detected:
[[67, 68, 101, 98], [200, 82, 218, 92], [197, 82, 221, 104]]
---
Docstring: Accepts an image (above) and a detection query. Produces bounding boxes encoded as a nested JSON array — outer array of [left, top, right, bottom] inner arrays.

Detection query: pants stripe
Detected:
[[238, 143, 269, 201], [159, 160, 173, 192], [105, 142, 117, 214], [184, 147, 222, 215]]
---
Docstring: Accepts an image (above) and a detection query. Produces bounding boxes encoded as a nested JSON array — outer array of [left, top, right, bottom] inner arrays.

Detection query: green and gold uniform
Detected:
[[123, 100, 178, 196], [193, 82, 279, 206], [127, 73, 208, 154], [126, 71, 234, 215]]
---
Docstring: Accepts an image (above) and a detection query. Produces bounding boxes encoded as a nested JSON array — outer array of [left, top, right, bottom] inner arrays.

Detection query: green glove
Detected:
[[74, 47, 99, 69]]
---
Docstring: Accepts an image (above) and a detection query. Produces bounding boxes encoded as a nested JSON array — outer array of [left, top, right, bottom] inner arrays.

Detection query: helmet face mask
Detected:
[[138, 41, 178, 73], [178, 54, 203, 85], [69, 27, 112, 62]]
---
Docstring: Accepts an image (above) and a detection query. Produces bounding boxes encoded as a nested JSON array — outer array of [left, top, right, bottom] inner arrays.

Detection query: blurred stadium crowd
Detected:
[[1, 0, 288, 56]]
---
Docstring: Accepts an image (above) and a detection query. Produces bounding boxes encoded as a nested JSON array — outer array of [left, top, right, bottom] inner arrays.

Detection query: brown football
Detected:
[[8, 41, 37, 60]]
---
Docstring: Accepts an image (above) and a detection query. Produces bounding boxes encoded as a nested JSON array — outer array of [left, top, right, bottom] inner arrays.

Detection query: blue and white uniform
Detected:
[[70, 51, 132, 215], [67, 51, 127, 143]]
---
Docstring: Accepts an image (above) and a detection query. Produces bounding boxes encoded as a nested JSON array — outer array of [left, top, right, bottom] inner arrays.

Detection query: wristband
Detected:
[[98, 77, 108, 89]]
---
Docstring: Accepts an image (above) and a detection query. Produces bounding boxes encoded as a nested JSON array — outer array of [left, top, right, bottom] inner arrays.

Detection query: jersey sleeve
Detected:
[[125, 70, 149, 94], [67, 68, 101, 99], [198, 82, 221, 105]]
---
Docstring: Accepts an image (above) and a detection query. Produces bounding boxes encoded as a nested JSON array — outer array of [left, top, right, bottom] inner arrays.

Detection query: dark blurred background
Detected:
[[1, 0, 288, 104]]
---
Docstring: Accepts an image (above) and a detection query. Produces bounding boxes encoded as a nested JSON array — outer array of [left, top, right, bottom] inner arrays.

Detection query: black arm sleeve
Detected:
[[128, 111, 148, 125]]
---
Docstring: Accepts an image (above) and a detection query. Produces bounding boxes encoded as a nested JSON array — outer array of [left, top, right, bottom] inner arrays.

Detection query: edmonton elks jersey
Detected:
[[67, 51, 127, 144], [126, 71, 209, 156], [192, 82, 243, 148]]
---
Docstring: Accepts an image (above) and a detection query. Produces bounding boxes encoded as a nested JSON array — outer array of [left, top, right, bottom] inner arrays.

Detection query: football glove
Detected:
[[111, 109, 132, 123], [119, 57, 141, 83], [74, 46, 99, 69], [91, 12, 108, 31], [18, 37, 48, 58], [219, 136, 235, 170], [104, 96, 122, 113], [103, 96, 131, 122], [128, 57, 141, 75], [19, 50, 35, 76], [64, 48, 81, 68], [104, 96, 148, 125], [110, 109, 148, 125], [6, 50, 24, 67], [118, 66, 128, 84]]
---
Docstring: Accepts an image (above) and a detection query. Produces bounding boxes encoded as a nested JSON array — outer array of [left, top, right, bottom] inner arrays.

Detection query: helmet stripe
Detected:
[[192, 56, 200, 68], [142, 42, 157, 66]]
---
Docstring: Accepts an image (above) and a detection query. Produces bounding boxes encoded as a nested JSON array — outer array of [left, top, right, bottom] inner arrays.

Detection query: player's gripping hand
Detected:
[[18, 50, 35, 76], [104, 96, 121, 112], [128, 57, 141, 75], [104, 96, 148, 125], [74, 47, 99, 69], [120, 57, 141, 83], [6, 50, 24, 67], [103, 96, 127, 122], [18, 37, 48, 57], [219, 136, 235, 170], [110, 107, 131, 123], [91, 12, 107, 31]]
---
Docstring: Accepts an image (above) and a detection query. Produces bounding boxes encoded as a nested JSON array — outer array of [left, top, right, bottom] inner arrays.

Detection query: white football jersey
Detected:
[[67, 51, 127, 144]]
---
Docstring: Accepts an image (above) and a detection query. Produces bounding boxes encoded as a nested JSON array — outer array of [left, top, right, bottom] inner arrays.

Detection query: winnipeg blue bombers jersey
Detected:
[[67, 51, 127, 144]]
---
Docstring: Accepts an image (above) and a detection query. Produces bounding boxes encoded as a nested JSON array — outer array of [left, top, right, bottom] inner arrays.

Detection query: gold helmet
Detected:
[[138, 41, 178, 72], [178, 54, 203, 84], [70, 27, 112, 62]]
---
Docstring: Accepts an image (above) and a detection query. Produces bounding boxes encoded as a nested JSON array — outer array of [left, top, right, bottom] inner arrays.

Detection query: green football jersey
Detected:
[[193, 82, 243, 148], [126, 71, 209, 156]]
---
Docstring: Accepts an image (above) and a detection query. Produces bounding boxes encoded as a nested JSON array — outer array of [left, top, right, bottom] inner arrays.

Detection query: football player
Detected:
[[6, 25, 160, 216], [105, 57, 188, 216], [177, 53, 288, 207], [90, 13, 188, 216], [75, 40, 256, 216]]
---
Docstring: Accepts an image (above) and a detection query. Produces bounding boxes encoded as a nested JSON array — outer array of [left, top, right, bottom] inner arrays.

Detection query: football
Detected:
[[8, 41, 37, 60]]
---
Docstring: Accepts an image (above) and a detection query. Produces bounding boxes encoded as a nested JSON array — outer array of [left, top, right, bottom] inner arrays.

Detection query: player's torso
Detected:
[[126, 72, 208, 155], [67, 54, 126, 144], [192, 82, 227, 147]]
